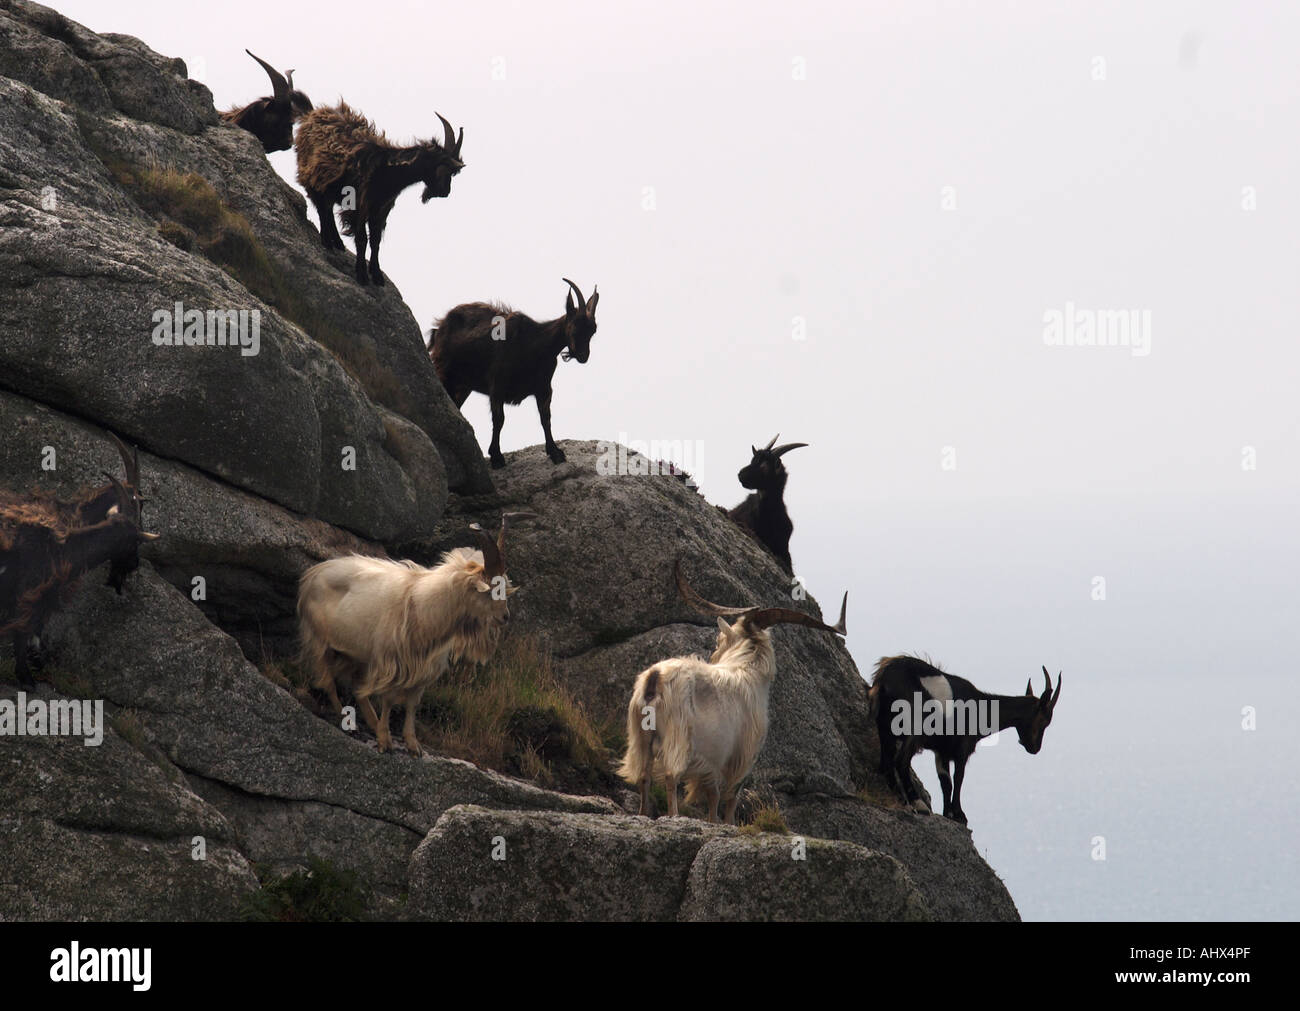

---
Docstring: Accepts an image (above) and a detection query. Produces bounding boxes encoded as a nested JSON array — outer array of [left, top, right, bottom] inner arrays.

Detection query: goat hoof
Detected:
[[547, 447, 567, 464], [370, 271, 385, 287], [489, 454, 506, 469], [355, 273, 369, 287], [404, 739, 423, 757], [376, 736, 392, 753]]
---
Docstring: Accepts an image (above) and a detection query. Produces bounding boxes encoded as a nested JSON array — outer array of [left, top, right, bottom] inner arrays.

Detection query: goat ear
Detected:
[[586, 289, 599, 315], [1025, 679, 1034, 697], [474, 578, 491, 593], [716, 616, 731, 637], [565, 292, 576, 315]]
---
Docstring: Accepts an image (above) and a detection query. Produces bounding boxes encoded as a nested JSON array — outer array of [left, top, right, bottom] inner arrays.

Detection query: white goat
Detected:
[[618, 558, 847, 823], [297, 513, 534, 755]]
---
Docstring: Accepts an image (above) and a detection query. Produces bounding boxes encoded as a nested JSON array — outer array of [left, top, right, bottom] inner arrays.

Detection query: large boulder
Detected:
[[407, 805, 932, 921], [0, 684, 258, 920]]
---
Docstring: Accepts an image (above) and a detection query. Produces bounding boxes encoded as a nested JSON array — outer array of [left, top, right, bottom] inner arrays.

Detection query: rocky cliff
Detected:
[[0, 0, 1018, 921]]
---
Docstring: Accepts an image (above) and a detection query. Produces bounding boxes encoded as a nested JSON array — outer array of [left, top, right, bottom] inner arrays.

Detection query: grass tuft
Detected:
[[240, 856, 368, 922]]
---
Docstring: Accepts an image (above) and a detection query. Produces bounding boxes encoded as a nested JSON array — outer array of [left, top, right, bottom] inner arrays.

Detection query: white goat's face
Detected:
[[473, 573, 518, 628]]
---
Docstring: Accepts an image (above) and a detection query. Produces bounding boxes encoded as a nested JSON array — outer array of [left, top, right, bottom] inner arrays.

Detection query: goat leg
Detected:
[[537, 388, 565, 464], [353, 218, 369, 286], [488, 397, 507, 469], [310, 193, 345, 251], [935, 752, 954, 817], [367, 211, 385, 286], [401, 686, 423, 756], [949, 754, 969, 824], [664, 774, 679, 817]]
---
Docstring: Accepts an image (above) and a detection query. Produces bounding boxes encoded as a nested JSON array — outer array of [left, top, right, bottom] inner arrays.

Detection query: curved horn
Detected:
[[1042, 665, 1052, 697], [746, 592, 847, 635], [436, 113, 457, 151], [1052, 673, 1063, 704], [245, 49, 290, 103], [494, 511, 538, 575], [674, 557, 752, 617], [772, 442, 808, 457], [470, 523, 503, 578], [763, 434, 779, 451], [585, 285, 599, 314], [561, 278, 587, 312], [106, 432, 138, 487]]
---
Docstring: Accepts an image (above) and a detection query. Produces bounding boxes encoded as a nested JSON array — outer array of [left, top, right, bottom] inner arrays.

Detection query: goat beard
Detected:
[[420, 185, 436, 203]]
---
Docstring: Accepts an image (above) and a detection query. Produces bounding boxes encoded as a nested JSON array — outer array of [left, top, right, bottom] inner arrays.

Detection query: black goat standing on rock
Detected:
[[869, 655, 1063, 824], [429, 278, 599, 468], [727, 435, 806, 574], [220, 50, 312, 153]]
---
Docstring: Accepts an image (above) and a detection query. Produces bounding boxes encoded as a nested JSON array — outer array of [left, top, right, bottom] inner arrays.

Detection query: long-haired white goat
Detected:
[[297, 512, 535, 755], [618, 558, 847, 823]]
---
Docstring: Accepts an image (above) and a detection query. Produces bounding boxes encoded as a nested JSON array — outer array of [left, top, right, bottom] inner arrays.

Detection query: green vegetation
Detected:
[[419, 635, 611, 790], [240, 856, 368, 922], [739, 791, 791, 835]]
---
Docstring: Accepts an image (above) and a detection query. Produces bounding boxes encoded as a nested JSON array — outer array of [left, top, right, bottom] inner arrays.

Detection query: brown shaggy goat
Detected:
[[295, 102, 464, 286]]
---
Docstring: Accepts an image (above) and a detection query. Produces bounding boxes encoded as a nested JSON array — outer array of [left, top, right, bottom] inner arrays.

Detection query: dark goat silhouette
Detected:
[[296, 102, 464, 286], [1, 435, 157, 688], [869, 655, 1063, 824], [220, 50, 312, 153], [429, 279, 598, 468], [727, 435, 806, 575]]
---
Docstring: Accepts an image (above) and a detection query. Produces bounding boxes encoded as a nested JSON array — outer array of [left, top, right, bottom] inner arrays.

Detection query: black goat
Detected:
[[429, 279, 599, 468], [296, 102, 464, 286], [220, 50, 312, 153], [727, 435, 806, 574], [1, 436, 157, 688], [869, 655, 1063, 824]]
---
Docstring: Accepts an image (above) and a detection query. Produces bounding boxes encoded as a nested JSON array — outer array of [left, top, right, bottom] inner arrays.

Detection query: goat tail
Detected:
[[617, 666, 660, 786]]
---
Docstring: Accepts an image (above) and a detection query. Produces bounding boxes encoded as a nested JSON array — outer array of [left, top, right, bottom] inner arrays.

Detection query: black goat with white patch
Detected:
[[869, 655, 1062, 824], [727, 435, 806, 575], [429, 279, 598, 468]]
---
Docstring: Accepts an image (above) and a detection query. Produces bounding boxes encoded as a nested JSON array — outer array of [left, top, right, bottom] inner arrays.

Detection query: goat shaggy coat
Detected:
[[297, 547, 507, 754], [618, 622, 776, 823]]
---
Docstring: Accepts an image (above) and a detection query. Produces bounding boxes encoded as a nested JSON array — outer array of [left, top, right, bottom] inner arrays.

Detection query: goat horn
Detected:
[[1042, 665, 1052, 696], [772, 442, 808, 457], [561, 277, 586, 311], [139, 531, 161, 541], [106, 431, 137, 487], [496, 511, 538, 573], [745, 592, 847, 636], [674, 557, 752, 617], [245, 49, 290, 103], [763, 434, 779, 451], [1052, 673, 1063, 704], [436, 113, 456, 151], [470, 522, 504, 579]]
